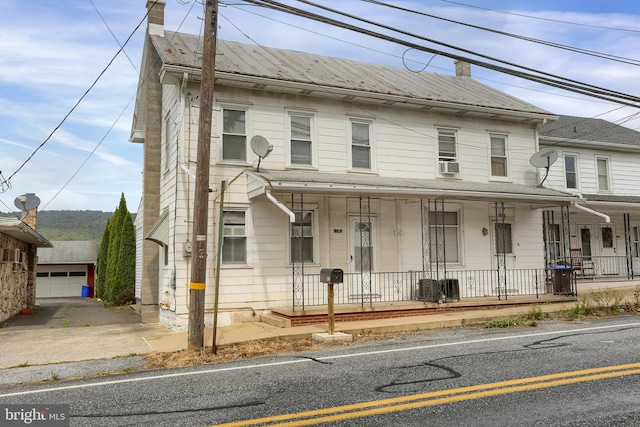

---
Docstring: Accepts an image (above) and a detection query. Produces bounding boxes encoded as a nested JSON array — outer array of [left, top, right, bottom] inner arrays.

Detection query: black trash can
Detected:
[[417, 279, 439, 302], [439, 279, 460, 301], [551, 265, 572, 295]]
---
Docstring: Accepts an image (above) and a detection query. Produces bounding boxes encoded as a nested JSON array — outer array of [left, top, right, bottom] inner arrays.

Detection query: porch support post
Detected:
[[291, 194, 304, 310], [420, 199, 432, 281], [495, 202, 507, 300], [542, 211, 550, 287], [561, 205, 571, 261], [359, 196, 372, 307], [624, 213, 634, 279], [433, 199, 447, 282]]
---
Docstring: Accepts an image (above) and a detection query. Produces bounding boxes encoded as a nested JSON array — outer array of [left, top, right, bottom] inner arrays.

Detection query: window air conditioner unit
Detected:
[[440, 161, 460, 175]]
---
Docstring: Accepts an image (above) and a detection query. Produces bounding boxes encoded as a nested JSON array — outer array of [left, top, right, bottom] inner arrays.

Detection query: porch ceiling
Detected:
[[246, 170, 577, 205]]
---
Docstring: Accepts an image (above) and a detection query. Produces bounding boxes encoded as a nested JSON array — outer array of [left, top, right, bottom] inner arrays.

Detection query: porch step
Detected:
[[261, 313, 291, 328]]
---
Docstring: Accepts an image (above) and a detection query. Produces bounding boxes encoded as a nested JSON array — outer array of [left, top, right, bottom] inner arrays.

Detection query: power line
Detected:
[[242, 0, 640, 107], [441, 0, 640, 33], [365, 0, 640, 66], [0, 2, 157, 190]]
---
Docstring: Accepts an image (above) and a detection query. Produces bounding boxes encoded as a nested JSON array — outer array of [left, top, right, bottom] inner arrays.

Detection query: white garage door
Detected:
[[36, 265, 87, 297]]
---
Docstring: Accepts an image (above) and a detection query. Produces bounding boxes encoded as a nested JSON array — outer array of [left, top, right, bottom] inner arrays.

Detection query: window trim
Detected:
[[347, 118, 375, 172], [428, 209, 462, 264], [436, 127, 459, 177], [595, 155, 611, 193], [286, 110, 318, 169], [219, 104, 251, 165], [563, 152, 579, 190], [220, 205, 252, 268], [488, 133, 510, 181], [287, 205, 320, 266]]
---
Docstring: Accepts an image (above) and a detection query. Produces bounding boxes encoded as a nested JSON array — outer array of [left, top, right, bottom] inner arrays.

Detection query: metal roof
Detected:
[[539, 115, 640, 146], [37, 241, 97, 264], [247, 170, 576, 204], [0, 217, 52, 248], [150, 31, 554, 120]]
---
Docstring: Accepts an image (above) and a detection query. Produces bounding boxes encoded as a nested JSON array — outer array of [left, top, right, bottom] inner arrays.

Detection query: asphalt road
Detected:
[[2, 316, 640, 426]]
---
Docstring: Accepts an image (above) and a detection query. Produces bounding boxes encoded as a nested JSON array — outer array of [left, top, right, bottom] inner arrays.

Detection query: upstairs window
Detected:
[[596, 156, 610, 192], [222, 210, 246, 264], [564, 154, 578, 189], [222, 108, 247, 162], [490, 134, 508, 177], [350, 120, 372, 170], [438, 129, 457, 162], [290, 114, 313, 166]]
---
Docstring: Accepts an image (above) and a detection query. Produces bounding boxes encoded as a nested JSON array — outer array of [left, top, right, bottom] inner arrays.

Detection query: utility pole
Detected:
[[188, 0, 218, 349]]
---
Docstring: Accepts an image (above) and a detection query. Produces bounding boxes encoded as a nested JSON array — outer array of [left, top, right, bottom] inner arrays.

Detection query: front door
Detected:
[[492, 221, 516, 269], [349, 217, 378, 298], [599, 224, 619, 275]]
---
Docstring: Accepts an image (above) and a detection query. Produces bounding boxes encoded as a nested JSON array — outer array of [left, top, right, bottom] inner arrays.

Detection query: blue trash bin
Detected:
[[81, 285, 91, 297]]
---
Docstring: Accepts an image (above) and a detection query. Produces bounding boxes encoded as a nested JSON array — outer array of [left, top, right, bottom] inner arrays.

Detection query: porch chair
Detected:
[[570, 248, 595, 279]]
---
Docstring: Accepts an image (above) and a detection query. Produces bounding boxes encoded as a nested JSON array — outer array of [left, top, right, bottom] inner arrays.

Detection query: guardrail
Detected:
[[561, 255, 632, 279]]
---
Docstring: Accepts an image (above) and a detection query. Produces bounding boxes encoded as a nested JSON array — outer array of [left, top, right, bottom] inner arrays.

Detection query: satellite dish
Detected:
[[529, 148, 558, 188], [14, 193, 40, 212], [250, 135, 273, 172], [529, 147, 558, 168]]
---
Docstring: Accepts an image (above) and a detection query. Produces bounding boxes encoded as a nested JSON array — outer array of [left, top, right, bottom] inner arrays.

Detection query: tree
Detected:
[[102, 193, 136, 304], [95, 218, 111, 299]]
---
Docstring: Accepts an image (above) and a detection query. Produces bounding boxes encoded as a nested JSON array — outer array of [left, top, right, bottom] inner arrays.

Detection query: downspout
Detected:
[[266, 189, 296, 223], [573, 201, 610, 223]]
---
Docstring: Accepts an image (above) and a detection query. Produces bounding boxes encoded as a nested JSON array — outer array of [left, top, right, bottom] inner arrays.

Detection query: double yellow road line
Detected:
[[214, 362, 640, 427]]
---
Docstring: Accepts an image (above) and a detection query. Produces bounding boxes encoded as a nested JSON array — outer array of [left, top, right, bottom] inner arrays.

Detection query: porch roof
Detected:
[[580, 194, 640, 210], [0, 217, 52, 248], [247, 170, 577, 204]]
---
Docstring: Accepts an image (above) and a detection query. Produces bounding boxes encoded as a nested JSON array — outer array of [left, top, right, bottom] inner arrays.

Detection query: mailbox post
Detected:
[[320, 268, 343, 335]]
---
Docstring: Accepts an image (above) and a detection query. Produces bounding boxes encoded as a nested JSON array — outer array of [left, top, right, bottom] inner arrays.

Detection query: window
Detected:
[[490, 134, 508, 177], [36, 272, 49, 278], [596, 157, 610, 192], [428, 211, 459, 262], [69, 271, 86, 277], [601, 226, 613, 248], [438, 129, 457, 162], [632, 226, 640, 258], [222, 108, 247, 162], [495, 223, 513, 255], [51, 272, 68, 277], [290, 211, 314, 263], [350, 120, 371, 169], [290, 114, 313, 166], [222, 210, 246, 264], [548, 223, 561, 262], [163, 244, 169, 266], [564, 154, 578, 189]]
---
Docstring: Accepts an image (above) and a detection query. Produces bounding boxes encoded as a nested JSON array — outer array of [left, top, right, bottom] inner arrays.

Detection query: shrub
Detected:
[[109, 288, 136, 307]]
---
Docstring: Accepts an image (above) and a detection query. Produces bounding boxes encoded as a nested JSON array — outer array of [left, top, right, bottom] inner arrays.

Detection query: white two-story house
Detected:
[[131, 1, 576, 328], [539, 115, 640, 279]]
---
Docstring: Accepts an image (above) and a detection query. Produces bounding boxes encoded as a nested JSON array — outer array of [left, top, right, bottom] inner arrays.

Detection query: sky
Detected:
[[0, 0, 639, 213]]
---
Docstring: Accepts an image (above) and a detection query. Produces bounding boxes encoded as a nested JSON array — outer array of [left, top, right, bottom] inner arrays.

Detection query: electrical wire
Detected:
[[365, 0, 640, 66], [243, 0, 640, 107], [440, 0, 640, 33], [1, 2, 158, 189]]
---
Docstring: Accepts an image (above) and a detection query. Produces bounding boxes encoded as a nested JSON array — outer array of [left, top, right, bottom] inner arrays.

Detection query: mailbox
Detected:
[[320, 268, 343, 284]]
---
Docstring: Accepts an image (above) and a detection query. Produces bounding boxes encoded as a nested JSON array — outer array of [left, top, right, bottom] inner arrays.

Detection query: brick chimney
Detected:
[[21, 208, 37, 230], [455, 60, 471, 77], [147, 0, 166, 36]]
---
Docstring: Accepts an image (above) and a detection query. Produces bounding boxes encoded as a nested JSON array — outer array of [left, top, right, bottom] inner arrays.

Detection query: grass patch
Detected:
[[483, 304, 550, 328], [560, 288, 627, 320]]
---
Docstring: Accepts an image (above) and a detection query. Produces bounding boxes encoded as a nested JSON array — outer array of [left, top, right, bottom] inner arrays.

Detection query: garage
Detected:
[[37, 241, 97, 298], [36, 265, 88, 298]]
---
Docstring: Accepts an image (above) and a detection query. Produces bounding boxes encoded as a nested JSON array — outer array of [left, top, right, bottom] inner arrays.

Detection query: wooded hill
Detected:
[[0, 210, 119, 241]]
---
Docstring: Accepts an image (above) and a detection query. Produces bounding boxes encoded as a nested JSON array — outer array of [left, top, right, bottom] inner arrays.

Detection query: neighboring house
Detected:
[[36, 241, 97, 298], [539, 115, 640, 278], [131, 1, 577, 329], [0, 217, 52, 323]]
